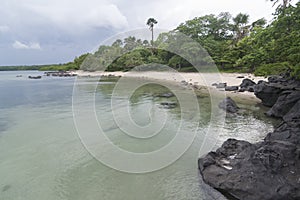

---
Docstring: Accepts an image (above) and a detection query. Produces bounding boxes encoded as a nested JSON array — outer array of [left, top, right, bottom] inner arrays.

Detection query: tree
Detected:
[[232, 13, 250, 44], [112, 39, 123, 47], [270, 0, 292, 10], [146, 18, 158, 46]]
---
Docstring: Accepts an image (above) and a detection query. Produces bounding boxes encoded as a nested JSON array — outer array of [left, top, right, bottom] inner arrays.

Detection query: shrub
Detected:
[[254, 62, 292, 77]]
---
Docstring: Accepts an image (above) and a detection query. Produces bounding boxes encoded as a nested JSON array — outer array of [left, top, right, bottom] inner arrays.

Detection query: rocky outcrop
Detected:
[[199, 122, 300, 200], [254, 81, 283, 107], [218, 97, 239, 113], [199, 76, 300, 200], [254, 76, 300, 107], [266, 91, 300, 118]]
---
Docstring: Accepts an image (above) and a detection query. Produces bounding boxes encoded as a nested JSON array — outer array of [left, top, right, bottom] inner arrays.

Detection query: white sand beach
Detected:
[[76, 70, 268, 103]]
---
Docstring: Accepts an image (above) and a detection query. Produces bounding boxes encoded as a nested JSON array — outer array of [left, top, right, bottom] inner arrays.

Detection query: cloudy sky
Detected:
[[0, 0, 295, 66]]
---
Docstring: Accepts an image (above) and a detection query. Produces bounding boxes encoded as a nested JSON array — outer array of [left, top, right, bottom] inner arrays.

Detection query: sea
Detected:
[[0, 70, 275, 200]]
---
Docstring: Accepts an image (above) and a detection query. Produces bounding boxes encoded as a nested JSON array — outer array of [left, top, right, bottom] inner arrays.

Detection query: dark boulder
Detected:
[[240, 78, 256, 89], [266, 91, 300, 118], [218, 97, 239, 113], [199, 122, 300, 200], [254, 81, 283, 107], [268, 75, 284, 83], [225, 86, 239, 91], [238, 88, 246, 92], [247, 86, 255, 92], [283, 99, 300, 122]]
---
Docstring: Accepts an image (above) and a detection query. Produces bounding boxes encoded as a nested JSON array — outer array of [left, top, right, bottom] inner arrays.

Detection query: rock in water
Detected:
[[156, 92, 175, 98], [160, 102, 177, 109], [218, 97, 239, 113], [225, 86, 239, 91]]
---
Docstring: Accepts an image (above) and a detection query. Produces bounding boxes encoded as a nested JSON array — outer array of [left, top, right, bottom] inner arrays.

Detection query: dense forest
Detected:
[[3, 2, 299, 78]]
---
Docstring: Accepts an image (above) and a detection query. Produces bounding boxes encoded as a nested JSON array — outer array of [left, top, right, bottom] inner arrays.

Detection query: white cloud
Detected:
[[13, 41, 41, 50], [24, 0, 128, 32]]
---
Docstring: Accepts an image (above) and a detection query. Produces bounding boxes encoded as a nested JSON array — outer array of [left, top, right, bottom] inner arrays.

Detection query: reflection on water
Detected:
[[0, 71, 275, 200]]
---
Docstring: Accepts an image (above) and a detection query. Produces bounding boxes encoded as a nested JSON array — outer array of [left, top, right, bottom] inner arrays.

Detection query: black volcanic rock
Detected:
[[254, 81, 284, 107], [225, 86, 239, 91], [218, 97, 239, 113], [199, 76, 300, 200], [199, 122, 300, 200], [283, 99, 300, 122], [266, 91, 300, 118], [240, 78, 256, 89]]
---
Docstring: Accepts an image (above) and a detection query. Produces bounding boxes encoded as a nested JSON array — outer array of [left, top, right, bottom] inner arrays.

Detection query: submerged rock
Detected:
[[218, 97, 239, 113], [156, 92, 175, 98], [160, 102, 177, 109]]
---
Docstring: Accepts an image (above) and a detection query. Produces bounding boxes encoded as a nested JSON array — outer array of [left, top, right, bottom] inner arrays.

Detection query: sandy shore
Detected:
[[76, 70, 267, 103]]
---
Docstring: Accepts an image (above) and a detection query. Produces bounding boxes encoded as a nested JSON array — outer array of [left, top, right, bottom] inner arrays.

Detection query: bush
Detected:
[[254, 62, 292, 77], [291, 64, 300, 80]]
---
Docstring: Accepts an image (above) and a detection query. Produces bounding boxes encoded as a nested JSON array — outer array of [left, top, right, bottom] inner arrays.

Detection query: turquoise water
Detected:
[[0, 71, 275, 200]]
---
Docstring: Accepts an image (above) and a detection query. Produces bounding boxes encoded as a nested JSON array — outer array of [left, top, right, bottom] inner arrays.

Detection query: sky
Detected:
[[0, 0, 296, 66]]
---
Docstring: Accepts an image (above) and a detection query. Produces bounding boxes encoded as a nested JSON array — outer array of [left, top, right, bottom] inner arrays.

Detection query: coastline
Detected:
[[75, 70, 268, 104]]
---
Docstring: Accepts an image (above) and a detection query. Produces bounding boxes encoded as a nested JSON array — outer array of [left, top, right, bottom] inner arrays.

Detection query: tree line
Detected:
[[5, 1, 299, 78]]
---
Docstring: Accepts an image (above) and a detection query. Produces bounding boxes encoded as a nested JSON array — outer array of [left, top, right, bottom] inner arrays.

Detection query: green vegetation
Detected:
[[1, 2, 299, 79], [38, 53, 90, 71], [0, 65, 42, 71], [79, 3, 300, 78]]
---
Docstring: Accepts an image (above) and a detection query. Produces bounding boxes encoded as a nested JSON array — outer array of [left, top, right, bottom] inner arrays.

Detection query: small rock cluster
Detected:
[[212, 78, 256, 93]]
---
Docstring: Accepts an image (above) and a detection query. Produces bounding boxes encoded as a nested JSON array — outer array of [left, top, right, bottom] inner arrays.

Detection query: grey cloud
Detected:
[[12, 41, 41, 50]]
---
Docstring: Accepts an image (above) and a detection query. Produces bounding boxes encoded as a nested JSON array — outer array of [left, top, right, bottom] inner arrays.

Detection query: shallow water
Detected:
[[0, 71, 275, 200]]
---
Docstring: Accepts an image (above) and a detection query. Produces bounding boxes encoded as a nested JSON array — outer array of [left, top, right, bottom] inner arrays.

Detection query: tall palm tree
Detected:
[[146, 18, 158, 46], [233, 13, 250, 43]]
